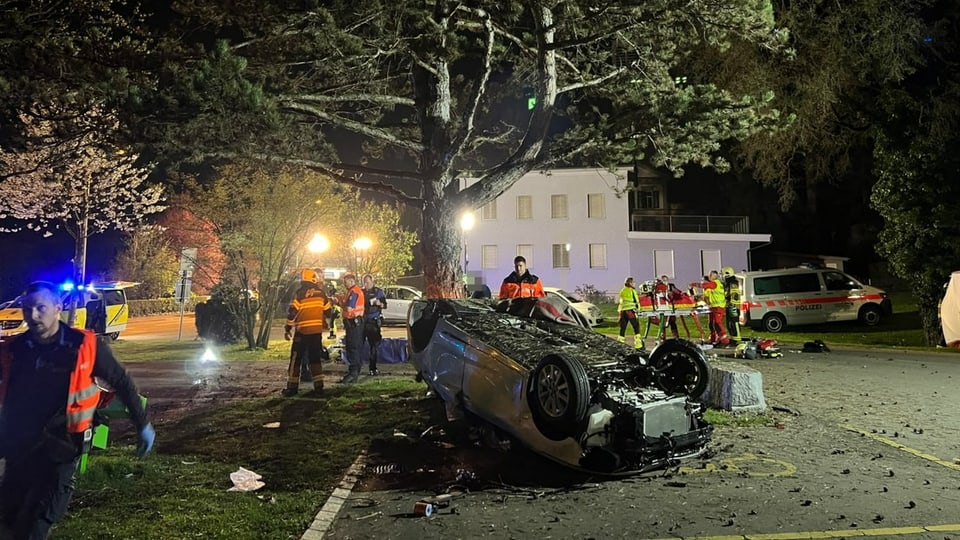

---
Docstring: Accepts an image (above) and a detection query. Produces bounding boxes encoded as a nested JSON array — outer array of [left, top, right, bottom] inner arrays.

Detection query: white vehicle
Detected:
[[738, 267, 891, 333], [381, 285, 423, 324], [941, 271, 960, 347], [543, 287, 603, 327]]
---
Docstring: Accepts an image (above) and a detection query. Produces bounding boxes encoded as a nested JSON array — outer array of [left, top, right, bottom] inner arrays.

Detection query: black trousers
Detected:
[[0, 452, 78, 540], [343, 318, 365, 372], [286, 333, 326, 389], [361, 317, 383, 370]]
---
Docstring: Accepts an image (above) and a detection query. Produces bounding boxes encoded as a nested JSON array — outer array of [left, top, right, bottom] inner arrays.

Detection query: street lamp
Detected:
[[352, 236, 372, 274], [460, 211, 475, 273], [307, 233, 330, 258]]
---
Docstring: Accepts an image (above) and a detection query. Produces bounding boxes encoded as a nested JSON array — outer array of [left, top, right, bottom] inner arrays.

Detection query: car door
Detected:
[[821, 270, 859, 322], [382, 286, 420, 324]]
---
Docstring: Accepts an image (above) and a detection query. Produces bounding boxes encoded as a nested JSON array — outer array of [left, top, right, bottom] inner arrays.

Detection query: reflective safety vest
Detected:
[[0, 330, 100, 434], [704, 279, 726, 308], [286, 283, 332, 335], [342, 285, 366, 320], [617, 286, 640, 311], [499, 272, 545, 298]]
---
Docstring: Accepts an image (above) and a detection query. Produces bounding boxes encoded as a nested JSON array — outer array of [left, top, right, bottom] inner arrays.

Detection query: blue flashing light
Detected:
[[61, 282, 75, 292], [923, 36, 933, 44]]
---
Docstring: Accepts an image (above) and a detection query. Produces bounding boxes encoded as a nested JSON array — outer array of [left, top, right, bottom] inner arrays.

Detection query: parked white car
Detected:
[[543, 287, 603, 327], [381, 285, 423, 324]]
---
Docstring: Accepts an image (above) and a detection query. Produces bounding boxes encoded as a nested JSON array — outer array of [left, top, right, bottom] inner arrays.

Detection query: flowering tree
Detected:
[[0, 105, 165, 283]]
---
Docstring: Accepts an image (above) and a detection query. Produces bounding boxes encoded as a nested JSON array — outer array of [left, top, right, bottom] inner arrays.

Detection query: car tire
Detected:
[[859, 305, 882, 326], [528, 354, 590, 441], [761, 312, 786, 333], [648, 339, 710, 398]]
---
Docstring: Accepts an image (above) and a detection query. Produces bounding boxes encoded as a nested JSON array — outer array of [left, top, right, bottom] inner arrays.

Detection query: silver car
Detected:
[[381, 285, 423, 325], [408, 297, 713, 475], [543, 286, 603, 326]]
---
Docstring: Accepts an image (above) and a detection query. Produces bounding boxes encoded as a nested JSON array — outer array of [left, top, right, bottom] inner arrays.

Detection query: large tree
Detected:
[[123, 0, 786, 297], [0, 104, 165, 283]]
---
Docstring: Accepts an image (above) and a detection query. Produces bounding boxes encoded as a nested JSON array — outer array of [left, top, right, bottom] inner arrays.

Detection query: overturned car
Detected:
[[408, 297, 713, 475]]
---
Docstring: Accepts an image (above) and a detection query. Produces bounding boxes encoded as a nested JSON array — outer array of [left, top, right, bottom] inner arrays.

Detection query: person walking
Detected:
[[617, 277, 644, 349], [0, 281, 155, 539], [282, 268, 333, 397], [498, 256, 545, 298], [692, 270, 730, 346], [338, 273, 366, 384], [655, 275, 681, 340], [361, 274, 387, 376]]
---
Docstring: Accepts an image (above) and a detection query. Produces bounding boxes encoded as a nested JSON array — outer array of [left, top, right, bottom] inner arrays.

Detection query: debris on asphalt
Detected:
[[369, 463, 403, 475], [802, 340, 830, 353], [356, 511, 382, 521], [262, 421, 280, 429], [227, 467, 265, 492]]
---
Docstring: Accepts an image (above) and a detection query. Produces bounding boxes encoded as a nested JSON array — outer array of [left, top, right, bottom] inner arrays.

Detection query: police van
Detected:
[[737, 267, 891, 333], [0, 281, 137, 340]]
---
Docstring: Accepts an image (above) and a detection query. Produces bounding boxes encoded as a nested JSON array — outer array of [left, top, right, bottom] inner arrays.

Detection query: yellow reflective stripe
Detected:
[[67, 408, 95, 425], [69, 383, 100, 404]]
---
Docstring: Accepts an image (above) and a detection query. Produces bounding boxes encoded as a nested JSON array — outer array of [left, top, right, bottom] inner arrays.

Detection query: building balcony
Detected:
[[629, 214, 750, 234]]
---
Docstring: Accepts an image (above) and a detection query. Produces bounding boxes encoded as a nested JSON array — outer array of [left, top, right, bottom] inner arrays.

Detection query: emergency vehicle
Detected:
[[0, 281, 137, 340], [737, 267, 890, 333]]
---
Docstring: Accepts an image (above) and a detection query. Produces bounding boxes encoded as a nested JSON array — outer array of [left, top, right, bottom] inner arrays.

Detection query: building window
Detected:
[[551, 194, 568, 219], [516, 195, 533, 219], [552, 244, 570, 268], [516, 244, 533, 266], [638, 189, 661, 209], [589, 244, 607, 268], [481, 245, 498, 269], [481, 200, 497, 220], [654, 250, 675, 280], [587, 193, 605, 219], [700, 250, 721, 277]]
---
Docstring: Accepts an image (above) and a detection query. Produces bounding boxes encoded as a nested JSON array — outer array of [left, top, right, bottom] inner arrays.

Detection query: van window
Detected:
[[822, 271, 858, 291], [102, 290, 125, 306], [753, 273, 821, 295]]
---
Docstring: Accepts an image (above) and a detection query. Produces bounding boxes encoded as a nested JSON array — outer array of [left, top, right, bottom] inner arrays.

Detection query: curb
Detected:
[[300, 451, 367, 540]]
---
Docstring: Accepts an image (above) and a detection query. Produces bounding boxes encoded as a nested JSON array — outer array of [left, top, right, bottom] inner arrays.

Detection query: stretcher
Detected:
[[633, 283, 711, 344]]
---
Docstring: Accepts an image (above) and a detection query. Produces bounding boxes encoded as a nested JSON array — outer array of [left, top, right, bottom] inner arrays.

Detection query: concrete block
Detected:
[[700, 360, 766, 414]]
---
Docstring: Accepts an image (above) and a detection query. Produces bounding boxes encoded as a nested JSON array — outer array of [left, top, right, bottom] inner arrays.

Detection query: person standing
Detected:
[[0, 281, 155, 539], [498, 256, 545, 298], [722, 267, 742, 342], [617, 277, 644, 349], [655, 275, 681, 340], [338, 273, 366, 384], [692, 270, 730, 346], [283, 268, 333, 397], [361, 274, 387, 376]]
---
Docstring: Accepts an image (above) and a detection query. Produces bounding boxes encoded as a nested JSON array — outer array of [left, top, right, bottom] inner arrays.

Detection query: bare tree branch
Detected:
[[278, 100, 425, 153]]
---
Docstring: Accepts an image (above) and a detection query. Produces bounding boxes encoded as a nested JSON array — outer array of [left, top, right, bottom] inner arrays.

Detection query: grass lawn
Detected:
[[57, 379, 428, 540], [110, 338, 293, 363]]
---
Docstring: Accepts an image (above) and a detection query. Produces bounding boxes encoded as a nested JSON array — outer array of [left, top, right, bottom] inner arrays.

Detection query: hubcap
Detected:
[[536, 364, 570, 418]]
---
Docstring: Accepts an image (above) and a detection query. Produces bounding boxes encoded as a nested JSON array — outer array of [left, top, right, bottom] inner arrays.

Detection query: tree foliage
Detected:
[[109, 225, 181, 299], [0, 104, 165, 282], [184, 163, 415, 349]]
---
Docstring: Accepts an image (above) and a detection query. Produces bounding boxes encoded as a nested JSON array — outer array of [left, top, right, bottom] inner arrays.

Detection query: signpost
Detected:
[[176, 248, 197, 341]]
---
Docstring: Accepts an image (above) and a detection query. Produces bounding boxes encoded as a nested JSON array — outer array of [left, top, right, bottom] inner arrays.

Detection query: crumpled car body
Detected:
[[407, 298, 713, 475]]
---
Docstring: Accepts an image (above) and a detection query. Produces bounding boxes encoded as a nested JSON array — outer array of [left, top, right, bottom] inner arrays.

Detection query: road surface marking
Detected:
[[679, 452, 797, 477], [842, 424, 960, 472], [647, 523, 960, 539]]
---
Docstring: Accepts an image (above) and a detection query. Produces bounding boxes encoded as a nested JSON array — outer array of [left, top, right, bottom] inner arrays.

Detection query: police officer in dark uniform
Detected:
[[361, 274, 387, 376]]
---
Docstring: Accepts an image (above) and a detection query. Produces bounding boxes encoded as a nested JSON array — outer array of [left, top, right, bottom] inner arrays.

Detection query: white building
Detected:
[[461, 167, 771, 297]]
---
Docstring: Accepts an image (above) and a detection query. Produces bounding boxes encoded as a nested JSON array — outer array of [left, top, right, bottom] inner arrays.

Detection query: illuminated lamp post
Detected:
[[352, 236, 372, 275]]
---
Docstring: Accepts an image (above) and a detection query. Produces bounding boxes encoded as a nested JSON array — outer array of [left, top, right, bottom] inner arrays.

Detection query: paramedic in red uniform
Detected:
[[692, 270, 730, 346]]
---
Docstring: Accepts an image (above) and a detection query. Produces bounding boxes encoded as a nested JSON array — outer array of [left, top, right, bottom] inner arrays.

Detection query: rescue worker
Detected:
[[617, 277, 644, 349], [324, 276, 340, 340], [722, 267, 742, 342], [338, 273, 365, 384], [691, 270, 730, 346], [361, 274, 387, 376], [0, 281, 154, 539], [283, 269, 333, 397], [499, 256, 545, 298], [655, 275, 681, 340]]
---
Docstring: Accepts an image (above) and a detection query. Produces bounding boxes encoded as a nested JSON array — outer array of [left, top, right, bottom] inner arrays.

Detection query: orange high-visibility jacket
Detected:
[[342, 285, 366, 320], [0, 330, 100, 433], [499, 271, 545, 298]]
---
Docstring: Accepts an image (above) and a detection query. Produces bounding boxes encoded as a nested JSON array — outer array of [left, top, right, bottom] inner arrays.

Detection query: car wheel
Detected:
[[648, 340, 709, 398], [761, 312, 786, 333], [528, 354, 590, 441], [859, 305, 882, 326]]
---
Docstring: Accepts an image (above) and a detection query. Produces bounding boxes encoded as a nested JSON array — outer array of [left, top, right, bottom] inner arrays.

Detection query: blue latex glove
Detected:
[[137, 423, 155, 457]]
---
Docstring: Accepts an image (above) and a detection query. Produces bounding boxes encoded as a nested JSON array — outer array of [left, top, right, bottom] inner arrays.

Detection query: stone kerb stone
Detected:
[[699, 360, 766, 414]]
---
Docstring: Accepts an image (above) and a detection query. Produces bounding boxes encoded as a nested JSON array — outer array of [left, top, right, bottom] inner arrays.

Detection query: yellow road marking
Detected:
[[646, 523, 960, 539], [679, 452, 797, 477], [842, 424, 960, 472]]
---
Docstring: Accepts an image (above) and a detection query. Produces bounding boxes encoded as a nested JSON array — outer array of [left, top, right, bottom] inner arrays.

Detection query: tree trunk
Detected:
[[420, 197, 466, 299]]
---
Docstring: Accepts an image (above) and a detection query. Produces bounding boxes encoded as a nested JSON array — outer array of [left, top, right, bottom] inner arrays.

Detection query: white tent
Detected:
[[941, 271, 960, 347]]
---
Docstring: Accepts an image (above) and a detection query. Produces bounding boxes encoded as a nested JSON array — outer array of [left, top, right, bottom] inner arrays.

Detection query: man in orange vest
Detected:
[[338, 273, 366, 384], [0, 281, 153, 539], [498, 256, 545, 298], [283, 268, 333, 397]]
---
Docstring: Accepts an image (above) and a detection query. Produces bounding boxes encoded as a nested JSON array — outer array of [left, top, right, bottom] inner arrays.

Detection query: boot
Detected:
[[634, 339, 645, 350], [281, 386, 298, 397], [340, 368, 359, 384], [308, 383, 324, 396], [617, 335, 625, 343]]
